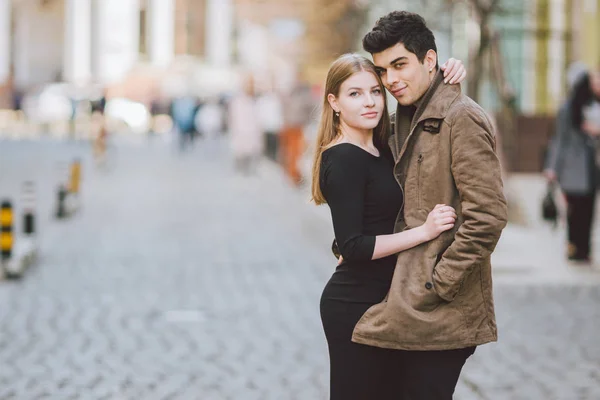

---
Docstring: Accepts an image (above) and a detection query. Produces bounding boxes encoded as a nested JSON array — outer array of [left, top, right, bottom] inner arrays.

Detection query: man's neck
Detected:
[[412, 68, 438, 109]]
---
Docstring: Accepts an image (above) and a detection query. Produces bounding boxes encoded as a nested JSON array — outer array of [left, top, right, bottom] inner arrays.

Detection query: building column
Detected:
[[582, 0, 600, 68], [93, 0, 140, 84], [63, 0, 92, 84], [147, 0, 175, 68], [535, 0, 550, 114], [547, 0, 567, 110], [206, 0, 233, 66], [0, 0, 10, 85]]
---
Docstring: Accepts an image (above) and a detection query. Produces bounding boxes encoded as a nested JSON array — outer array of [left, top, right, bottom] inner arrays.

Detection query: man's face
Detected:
[[372, 43, 436, 106]]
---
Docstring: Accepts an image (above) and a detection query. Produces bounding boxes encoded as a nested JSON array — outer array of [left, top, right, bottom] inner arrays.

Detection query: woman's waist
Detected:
[[333, 258, 395, 281], [322, 267, 393, 304]]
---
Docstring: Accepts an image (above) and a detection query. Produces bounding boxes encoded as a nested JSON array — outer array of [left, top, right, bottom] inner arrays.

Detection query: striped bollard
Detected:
[[0, 201, 13, 266]]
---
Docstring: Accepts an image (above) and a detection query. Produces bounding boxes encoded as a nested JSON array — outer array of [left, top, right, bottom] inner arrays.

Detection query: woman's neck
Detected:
[[338, 123, 375, 149]]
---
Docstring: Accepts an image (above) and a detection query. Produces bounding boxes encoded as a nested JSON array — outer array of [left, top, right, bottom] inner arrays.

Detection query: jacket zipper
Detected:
[[417, 153, 423, 209], [393, 123, 420, 229], [395, 176, 405, 228]]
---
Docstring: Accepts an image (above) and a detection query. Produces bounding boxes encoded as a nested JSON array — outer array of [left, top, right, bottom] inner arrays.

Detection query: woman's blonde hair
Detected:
[[310, 53, 391, 205]]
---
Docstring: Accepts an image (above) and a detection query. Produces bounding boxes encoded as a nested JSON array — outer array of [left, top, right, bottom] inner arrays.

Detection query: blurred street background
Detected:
[[1, 0, 600, 399]]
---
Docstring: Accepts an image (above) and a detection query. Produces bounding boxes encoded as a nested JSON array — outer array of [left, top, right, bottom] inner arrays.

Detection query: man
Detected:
[[350, 11, 508, 398]]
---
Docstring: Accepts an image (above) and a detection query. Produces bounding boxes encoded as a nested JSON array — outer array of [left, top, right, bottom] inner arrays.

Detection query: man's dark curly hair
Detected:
[[362, 11, 437, 65]]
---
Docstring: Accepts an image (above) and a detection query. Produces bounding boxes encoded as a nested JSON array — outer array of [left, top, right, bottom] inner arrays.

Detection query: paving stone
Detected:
[[0, 139, 599, 399]]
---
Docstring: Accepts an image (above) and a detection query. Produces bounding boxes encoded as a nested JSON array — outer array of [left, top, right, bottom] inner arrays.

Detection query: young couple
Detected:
[[311, 11, 508, 400]]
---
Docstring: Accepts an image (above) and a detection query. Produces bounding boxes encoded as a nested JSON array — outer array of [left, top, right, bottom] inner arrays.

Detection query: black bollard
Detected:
[[22, 181, 35, 235], [56, 185, 67, 219]]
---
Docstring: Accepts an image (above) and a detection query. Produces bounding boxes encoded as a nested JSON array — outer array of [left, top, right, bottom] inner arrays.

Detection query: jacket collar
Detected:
[[396, 69, 462, 130], [391, 70, 462, 162]]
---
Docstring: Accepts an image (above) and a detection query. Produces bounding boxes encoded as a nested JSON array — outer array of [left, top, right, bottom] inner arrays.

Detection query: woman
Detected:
[[545, 67, 600, 262], [229, 74, 264, 174], [311, 54, 463, 399]]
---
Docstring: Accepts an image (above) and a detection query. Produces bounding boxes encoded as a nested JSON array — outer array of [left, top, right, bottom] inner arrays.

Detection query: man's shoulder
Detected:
[[446, 94, 494, 132]]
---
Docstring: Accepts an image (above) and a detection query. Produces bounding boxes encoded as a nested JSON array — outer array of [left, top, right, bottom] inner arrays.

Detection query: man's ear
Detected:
[[425, 49, 438, 72], [327, 93, 339, 113]]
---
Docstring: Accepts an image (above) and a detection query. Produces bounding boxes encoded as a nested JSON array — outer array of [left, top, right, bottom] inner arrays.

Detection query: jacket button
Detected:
[[425, 282, 433, 290]]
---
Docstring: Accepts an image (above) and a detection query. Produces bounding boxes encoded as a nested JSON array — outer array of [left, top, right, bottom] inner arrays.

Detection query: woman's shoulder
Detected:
[[323, 142, 378, 162], [321, 143, 375, 184]]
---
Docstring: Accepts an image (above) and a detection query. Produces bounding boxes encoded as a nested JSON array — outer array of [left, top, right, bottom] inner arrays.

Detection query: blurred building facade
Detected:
[[0, 0, 235, 106], [0, 0, 366, 107]]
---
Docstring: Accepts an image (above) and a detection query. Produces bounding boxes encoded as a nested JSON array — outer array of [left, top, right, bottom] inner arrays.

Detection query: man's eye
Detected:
[[377, 69, 386, 77], [394, 63, 405, 69]]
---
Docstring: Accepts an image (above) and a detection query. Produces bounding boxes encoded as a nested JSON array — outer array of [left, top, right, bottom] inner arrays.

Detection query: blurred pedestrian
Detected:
[[195, 97, 223, 140], [229, 75, 263, 174], [256, 88, 284, 162], [281, 79, 314, 185], [170, 94, 198, 151], [545, 65, 600, 263], [92, 89, 108, 164]]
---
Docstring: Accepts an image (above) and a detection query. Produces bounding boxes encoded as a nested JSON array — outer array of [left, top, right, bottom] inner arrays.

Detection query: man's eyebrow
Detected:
[[389, 56, 408, 65]]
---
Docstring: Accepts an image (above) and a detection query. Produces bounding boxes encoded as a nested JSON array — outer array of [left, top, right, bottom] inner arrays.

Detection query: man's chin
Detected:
[[396, 97, 414, 106]]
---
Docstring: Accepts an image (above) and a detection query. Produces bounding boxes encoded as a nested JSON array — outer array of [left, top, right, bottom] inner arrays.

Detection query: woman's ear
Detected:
[[327, 93, 339, 113], [425, 49, 438, 72]]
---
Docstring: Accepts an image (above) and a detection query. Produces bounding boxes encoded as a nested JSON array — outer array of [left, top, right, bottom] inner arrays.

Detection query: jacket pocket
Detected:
[[412, 254, 446, 312]]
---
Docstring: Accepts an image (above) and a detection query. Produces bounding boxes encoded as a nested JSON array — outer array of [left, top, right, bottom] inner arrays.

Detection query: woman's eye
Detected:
[[349, 92, 359, 97], [373, 89, 382, 95]]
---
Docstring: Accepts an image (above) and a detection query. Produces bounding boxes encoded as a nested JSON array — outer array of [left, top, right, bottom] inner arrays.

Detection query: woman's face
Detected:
[[328, 70, 385, 132]]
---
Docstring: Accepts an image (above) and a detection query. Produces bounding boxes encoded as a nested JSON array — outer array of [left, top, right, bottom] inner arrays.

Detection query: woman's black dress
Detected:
[[319, 143, 403, 399]]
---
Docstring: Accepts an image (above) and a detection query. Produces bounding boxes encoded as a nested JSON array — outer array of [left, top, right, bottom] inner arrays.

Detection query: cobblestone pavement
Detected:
[[0, 137, 599, 400]]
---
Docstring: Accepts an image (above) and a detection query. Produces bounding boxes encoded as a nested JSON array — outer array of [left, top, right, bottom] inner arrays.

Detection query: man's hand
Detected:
[[440, 58, 467, 84]]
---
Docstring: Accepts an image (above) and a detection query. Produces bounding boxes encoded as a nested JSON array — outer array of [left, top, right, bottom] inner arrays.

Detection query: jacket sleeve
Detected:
[[432, 108, 508, 302], [545, 104, 570, 173]]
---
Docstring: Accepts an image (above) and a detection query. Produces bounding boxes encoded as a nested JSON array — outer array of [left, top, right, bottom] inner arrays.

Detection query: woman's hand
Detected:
[[421, 204, 457, 241], [440, 58, 467, 84]]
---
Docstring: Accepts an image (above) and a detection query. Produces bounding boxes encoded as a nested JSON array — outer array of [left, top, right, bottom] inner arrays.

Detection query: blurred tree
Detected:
[[465, 0, 518, 172]]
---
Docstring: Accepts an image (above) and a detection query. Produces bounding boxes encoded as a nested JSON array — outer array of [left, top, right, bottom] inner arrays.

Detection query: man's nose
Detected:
[[386, 70, 398, 87]]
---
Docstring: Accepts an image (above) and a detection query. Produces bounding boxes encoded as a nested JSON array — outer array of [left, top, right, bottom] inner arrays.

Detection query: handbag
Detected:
[[541, 181, 558, 226]]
